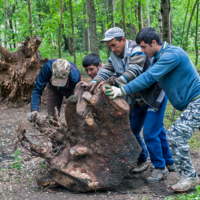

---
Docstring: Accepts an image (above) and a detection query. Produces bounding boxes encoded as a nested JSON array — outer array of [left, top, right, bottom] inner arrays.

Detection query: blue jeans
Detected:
[[130, 95, 174, 169]]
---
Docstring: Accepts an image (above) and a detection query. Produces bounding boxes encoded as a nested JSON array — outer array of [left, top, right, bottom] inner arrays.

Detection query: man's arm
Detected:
[[117, 52, 146, 84], [122, 51, 181, 95], [31, 60, 53, 111]]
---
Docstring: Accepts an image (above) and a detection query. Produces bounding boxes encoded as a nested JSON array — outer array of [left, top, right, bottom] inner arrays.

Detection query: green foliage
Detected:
[[10, 149, 22, 170]]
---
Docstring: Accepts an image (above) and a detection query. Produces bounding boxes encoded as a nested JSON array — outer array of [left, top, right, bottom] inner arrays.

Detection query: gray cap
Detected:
[[101, 27, 125, 43]]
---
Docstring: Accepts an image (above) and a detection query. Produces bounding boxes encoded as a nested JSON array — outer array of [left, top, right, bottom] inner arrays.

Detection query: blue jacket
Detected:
[[123, 42, 200, 111], [31, 59, 81, 111]]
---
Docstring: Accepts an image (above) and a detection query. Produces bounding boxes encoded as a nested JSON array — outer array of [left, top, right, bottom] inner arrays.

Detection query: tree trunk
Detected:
[[138, 0, 143, 30], [4, 0, 8, 48], [75, 0, 82, 59], [0, 36, 48, 103], [69, 0, 76, 65], [195, 0, 199, 65], [161, 0, 171, 43], [185, 0, 198, 51], [159, 5, 163, 40], [121, 0, 127, 37], [58, 0, 63, 58], [87, 0, 99, 55], [15, 77, 141, 192], [67, 37, 73, 55], [83, 3, 90, 53], [28, 0, 33, 38], [9, 19, 16, 49], [180, 0, 190, 47], [108, 0, 114, 28], [145, 0, 150, 27]]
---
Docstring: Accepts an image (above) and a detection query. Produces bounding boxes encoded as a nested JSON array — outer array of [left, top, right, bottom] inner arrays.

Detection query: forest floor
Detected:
[[0, 77, 200, 200]]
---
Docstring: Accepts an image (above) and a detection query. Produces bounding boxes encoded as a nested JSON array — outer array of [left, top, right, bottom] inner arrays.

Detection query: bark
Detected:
[[159, 6, 163, 40], [75, 0, 82, 59], [195, 0, 199, 65], [185, 0, 198, 51], [121, 0, 127, 37], [15, 77, 141, 192], [83, 3, 90, 52], [28, 0, 33, 38], [161, 0, 171, 43], [180, 0, 190, 47], [69, 0, 76, 65], [0, 36, 49, 103], [67, 36, 73, 55], [58, 0, 63, 58], [138, 0, 143, 30], [145, 0, 150, 27], [4, 0, 8, 48], [108, 0, 115, 28], [87, 0, 99, 55]]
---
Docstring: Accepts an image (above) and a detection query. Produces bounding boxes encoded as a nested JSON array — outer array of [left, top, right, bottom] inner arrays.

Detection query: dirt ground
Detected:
[[0, 82, 200, 199]]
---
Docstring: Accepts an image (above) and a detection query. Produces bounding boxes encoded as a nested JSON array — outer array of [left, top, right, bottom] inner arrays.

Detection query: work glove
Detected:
[[105, 86, 123, 99], [27, 111, 40, 122]]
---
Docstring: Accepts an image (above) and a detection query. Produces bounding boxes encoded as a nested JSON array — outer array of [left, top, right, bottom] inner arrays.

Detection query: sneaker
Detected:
[[166, 163, 177, 172], [146, 167, 169, 183], [171, 171, 200, 192], [150, 163, 177, 172], [132, 162, 149, 173]]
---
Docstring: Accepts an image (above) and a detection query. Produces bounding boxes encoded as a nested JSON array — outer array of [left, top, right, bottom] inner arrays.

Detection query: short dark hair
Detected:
[[115, 37, 123, 42], [82, 54, 102, 68], [136, 27, 162, 46]]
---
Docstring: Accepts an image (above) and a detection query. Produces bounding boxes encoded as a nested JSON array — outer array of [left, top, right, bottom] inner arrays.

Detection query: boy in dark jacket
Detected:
[[27, 59, 80, 119]]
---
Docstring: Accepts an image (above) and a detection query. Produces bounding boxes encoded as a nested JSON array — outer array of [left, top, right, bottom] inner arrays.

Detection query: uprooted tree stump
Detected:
[[15, 78, 141, 192], [0, 36, 49, 103]]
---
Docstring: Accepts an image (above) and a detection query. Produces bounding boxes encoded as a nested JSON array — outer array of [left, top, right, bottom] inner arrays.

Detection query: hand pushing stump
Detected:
[[15, 78, 141, 192], [0, 36, 49, 102]]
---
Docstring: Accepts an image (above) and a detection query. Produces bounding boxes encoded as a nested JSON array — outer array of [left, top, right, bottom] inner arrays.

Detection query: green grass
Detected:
[[164, 185, 200, 200]]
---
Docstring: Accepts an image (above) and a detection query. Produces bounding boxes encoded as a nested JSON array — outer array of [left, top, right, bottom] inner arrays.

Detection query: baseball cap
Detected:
[[52, 59, 71, 87], [101, 27, 125, 43]]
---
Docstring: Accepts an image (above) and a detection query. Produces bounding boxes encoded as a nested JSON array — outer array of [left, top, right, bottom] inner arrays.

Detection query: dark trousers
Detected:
[[130, 95, 174, 169], [47, 84, 73, 116]]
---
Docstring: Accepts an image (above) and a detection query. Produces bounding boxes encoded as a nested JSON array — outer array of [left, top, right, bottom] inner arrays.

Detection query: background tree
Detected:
[[69, 0, 76, 64], [121, 0, 127, 37], [28, 0, 33, 38], [4, 0, 8, 48], [58, 0, 64, 58], [161, 0, 171, 44], [195, 0, 199, 65], [87, 0, 99, 55]]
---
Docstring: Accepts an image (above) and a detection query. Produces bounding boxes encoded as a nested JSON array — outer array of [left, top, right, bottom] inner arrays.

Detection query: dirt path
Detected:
[[0, 104, 200, 200]]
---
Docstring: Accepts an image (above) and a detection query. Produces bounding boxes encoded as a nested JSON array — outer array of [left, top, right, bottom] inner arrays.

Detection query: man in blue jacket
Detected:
[[27, 59, 80, 119], [106, 27, 200, 192]]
